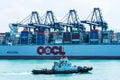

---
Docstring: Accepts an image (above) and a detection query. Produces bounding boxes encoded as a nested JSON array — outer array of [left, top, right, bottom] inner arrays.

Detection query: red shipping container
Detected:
[[63, 38, 71, 41], [37, 31, 44, 35], [72, 34, 80, 39], [90, 29, 98, 33]]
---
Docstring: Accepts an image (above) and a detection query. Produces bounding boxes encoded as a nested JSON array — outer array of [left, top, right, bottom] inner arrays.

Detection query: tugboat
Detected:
[[32, 55, 93, 74]]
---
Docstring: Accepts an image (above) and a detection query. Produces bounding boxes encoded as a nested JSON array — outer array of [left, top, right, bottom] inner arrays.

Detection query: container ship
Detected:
[[0, 8, 120, 59]]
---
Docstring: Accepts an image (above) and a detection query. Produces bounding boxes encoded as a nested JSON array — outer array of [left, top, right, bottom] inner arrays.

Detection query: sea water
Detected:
[[0, 59, 120, 80]]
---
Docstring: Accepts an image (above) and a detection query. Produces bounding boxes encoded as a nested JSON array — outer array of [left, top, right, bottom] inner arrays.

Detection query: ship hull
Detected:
[[0, 45, 120, 59]]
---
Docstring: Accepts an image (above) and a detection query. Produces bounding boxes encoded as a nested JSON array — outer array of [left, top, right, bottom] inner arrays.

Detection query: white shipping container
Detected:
[[90, 39, 99, 42], [44, 29, 49, 37], [55, 39, 62, 44], [63, 41, 71, 44], [13, 37, 19, 44], [103, 39, 109, 43], [72, 39, 80, 41], [53, 32, 62, 39], [45, 36, 49, 44]]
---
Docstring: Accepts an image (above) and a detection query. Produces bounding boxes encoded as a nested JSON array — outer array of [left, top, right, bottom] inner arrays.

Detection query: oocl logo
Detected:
[[37, 46, 65, 55]]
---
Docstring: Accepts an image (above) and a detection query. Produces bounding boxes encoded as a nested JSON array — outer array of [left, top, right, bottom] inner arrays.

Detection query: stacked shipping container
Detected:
[[44, 29, 49, 44], [0, 33, 5, 44], [48, 32, 63, 44], [102, 30, 113, 44], [54, 32, 63, 44], [89, 30, 99, 44], [13, 35, 20, 44], [20, 30, 32, 44], [116, 32, 120, 44], [49, 32, 54, 44], [72, 30, 80, 44], [5, 32, 11, 44], [1, 28, 117, 45], [63, 32, 71, 44], [35, 31, 45, 44]]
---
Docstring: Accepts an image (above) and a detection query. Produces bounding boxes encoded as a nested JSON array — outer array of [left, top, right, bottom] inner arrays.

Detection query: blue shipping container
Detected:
[[90, 33, 98, 39], [63, 32, 71, 38]]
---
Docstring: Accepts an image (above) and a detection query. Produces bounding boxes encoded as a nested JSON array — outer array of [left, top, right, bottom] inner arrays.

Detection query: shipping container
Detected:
[[0, 34, 5, 44], [72, 34, 80, 44], [63, 32, 71, 44], [5, 32, 11, 44], [44, 29, 49, 44], [0, 33, 5, 44], [63, 32, 71, 38], [102, 30, 113, 44], [90, 39, 99, 44], [90, 33, 98, 39], [89, 29, 99, 44], [34, 31, 45, 44], [71, 30, 81, 44], [116, 32, 120, 44], [111, 33, 117, 44], [48, 32, 63, 44], [63, 38, 71, 44], [49, 32, 54, 44], [13, 36, 20, 44], [55, 39, 62, 44], [20, 30, 32, 44], [90, 29, 98, 33], [54, 32, 63, 44]]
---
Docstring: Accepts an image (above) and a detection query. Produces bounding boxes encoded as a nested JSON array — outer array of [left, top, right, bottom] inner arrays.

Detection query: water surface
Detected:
[[0, 59, 120, 80]]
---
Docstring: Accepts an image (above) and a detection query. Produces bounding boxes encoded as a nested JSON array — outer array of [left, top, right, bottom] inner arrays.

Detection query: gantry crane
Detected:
[[43, 10, 64, 31], [10, 11, 50, 32], [81, 8, 108, 31], [61, 9, 85, 32]]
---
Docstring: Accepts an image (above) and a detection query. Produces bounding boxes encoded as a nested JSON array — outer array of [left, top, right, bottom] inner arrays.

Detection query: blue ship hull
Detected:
[[0, 45, 120, 59]]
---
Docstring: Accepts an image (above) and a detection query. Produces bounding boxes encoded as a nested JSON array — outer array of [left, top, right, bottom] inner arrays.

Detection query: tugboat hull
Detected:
[[32, 67, 93, 74]]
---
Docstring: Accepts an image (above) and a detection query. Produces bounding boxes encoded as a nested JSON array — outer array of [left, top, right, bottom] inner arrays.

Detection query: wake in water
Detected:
[[0, 72, 31, 75]]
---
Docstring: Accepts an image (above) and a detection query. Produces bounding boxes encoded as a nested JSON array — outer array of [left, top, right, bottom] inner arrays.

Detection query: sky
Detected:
[[0, 0, 120, 32]]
